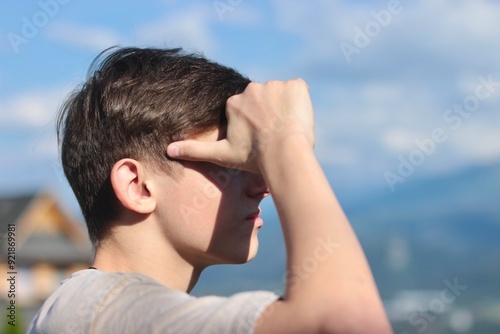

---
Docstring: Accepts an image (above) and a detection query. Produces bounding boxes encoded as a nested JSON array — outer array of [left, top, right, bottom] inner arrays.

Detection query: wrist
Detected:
[[257, 133, 314, 175]]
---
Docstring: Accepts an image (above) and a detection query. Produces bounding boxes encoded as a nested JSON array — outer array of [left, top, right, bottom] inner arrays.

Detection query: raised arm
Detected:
[[167, 79, 393, 334]]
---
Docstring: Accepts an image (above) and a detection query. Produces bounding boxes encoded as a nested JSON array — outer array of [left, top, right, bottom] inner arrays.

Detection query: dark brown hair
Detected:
[[57, 47, 250, 246]]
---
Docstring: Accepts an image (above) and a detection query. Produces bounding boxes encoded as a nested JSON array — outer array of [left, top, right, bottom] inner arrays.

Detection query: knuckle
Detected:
[[290, 78, 308, 89], [247, 81, 261, 89], [226, 94, 240, 105], [244, 81, 262, 94], [265, 80, 283, 87]]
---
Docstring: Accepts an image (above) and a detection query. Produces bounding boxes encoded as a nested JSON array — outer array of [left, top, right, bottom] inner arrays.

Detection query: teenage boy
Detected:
[[28, 47, 392, 333]]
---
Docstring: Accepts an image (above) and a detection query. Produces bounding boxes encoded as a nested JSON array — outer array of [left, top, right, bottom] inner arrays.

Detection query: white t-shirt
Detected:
[[27, 269, 279, 334]]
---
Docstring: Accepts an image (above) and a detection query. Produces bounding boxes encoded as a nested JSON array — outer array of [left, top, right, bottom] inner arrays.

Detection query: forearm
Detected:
[[259, 135, 391, 331]]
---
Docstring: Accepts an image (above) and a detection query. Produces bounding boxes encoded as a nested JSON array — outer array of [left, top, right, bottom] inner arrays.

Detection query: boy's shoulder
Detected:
[[27, 269, 164, 333], [27, 269, 278, 334]]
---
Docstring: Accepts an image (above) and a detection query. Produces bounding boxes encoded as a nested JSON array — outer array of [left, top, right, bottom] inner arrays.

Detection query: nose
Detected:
[[245, 172, 270, 198]]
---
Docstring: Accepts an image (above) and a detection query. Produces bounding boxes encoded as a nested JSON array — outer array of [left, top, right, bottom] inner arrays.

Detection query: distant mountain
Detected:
[[192, 162, 500, 304], [348, 163, 500, 299]]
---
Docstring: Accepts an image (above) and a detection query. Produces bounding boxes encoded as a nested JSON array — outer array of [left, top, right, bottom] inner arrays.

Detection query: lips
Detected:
[[245, 209, 262, 220], [245, 208, 264, 228]]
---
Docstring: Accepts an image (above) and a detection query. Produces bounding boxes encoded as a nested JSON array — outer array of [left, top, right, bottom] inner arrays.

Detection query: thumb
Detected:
[[166, 139, 229, 164]]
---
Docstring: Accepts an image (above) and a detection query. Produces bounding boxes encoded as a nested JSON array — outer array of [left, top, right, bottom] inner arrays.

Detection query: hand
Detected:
[[166, 79, 315, 173]]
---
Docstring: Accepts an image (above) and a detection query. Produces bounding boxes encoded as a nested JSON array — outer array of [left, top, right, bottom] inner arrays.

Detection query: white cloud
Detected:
[[215, 3, 264, 26], [382, 128, 420, 153], [0, 87, 70, 128], [273, 0, 500, 71], [4, 0, 499, 195], [0, 29, 10, 52], [45, 3, 220, 55], [134, 4, 217, 55], [0, 88, 67, 193], [270, 0, 500, 181], [47, 22, 123, 51], [316, 142, 360, 168], [407, 0, 500, 43], [447, 118, 500, 164]]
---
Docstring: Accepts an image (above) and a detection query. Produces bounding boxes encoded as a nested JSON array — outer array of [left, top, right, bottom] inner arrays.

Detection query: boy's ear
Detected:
[[110, 159, 156, 214]]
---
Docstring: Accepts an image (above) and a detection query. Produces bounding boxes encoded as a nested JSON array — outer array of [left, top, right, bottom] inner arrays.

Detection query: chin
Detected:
[[227, 251, 258, 265], [207, 235, 260, 265], [224, 240, 260, 265], [244, 239, 259, 263]]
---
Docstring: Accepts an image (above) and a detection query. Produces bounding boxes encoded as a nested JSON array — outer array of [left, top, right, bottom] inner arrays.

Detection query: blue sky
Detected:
[[1, 0, 500, 213]]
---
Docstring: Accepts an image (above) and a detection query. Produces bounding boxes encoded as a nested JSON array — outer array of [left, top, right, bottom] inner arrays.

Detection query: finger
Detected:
[[166, 139, 229, 165], [290, 77, 309, 91]]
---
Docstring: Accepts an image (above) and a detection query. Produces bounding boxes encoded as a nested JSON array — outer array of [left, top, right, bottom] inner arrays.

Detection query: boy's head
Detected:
[[58, 47, 251, 248]]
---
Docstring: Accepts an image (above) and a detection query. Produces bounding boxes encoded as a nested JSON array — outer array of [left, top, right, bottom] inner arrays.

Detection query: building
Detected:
[[0, 191, 92, 331]]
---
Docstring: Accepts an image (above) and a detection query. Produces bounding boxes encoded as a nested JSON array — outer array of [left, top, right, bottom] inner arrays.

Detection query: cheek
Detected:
[[166, 167, 244, 232], [192, 178, 222, 212], [175, 177, 223, 225], [200, 181, 220, 201]]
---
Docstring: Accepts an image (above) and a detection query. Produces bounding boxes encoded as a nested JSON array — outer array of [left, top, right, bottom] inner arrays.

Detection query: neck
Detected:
[[92, 221, 204, 293]]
